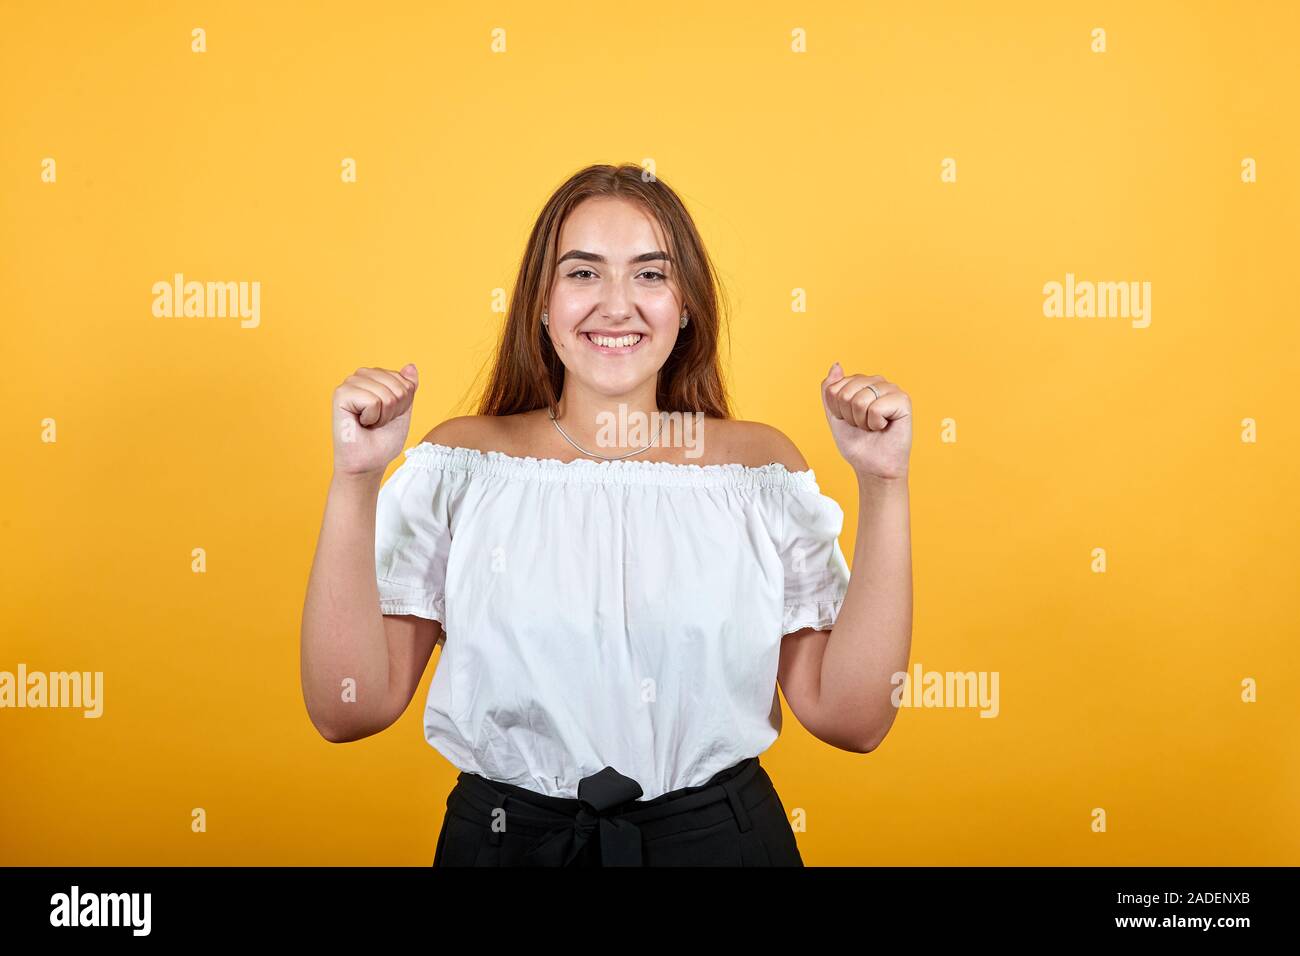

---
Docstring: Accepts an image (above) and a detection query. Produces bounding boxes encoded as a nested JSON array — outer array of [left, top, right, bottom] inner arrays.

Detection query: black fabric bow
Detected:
[[522, 766, 645, 866]]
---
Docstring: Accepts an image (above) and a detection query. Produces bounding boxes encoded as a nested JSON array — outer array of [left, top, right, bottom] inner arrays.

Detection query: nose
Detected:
[[598, 277, 635, 320]]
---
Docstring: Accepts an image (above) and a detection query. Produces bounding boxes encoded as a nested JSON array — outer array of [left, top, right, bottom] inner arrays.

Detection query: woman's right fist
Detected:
[[332, 364, 419, 477]]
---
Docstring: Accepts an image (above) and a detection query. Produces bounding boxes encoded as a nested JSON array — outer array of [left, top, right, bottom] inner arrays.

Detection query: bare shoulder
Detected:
[[419, 415, 511, 452], [710, 418, 810, 472]]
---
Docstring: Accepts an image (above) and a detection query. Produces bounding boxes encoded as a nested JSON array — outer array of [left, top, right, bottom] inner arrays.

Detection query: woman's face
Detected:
[[545, 197, 685, 402]]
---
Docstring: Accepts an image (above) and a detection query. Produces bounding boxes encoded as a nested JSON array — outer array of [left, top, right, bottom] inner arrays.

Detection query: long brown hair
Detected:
[[472, 164, 733, 419]]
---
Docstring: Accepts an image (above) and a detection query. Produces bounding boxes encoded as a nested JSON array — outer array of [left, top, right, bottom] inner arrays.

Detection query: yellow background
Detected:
[[2, 0, 1296, 865]]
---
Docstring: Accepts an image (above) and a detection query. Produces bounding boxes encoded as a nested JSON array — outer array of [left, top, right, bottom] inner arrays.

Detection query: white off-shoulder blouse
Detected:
[[373, 441, 852, 801]]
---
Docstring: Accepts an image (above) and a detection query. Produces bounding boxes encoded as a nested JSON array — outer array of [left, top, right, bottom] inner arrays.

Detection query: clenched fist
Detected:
[[821, 362, 912, 481], [332, 364, 419, 477]]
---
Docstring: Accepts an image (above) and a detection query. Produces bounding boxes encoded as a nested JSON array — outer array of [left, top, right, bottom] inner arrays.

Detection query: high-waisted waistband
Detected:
[[446, 757, 768, 866]]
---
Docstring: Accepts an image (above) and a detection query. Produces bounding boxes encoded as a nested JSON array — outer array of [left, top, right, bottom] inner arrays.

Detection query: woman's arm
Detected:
[[299, 364, 437, 743], [768, 363, 915, 752], [811, 362, 914, 750], [300, 470, 441, 742], [809, 473, 912, 751], [775, 469, 912, 753]]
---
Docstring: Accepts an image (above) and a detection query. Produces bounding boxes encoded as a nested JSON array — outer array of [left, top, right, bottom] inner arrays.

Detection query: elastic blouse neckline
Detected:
[[401, 441, 823, 490]]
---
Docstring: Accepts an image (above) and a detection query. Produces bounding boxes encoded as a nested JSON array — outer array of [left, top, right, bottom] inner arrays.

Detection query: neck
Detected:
[[551, 382, 663, 457]]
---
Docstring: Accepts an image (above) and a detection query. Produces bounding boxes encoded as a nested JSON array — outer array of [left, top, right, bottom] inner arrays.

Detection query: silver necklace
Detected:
[[547, 406, 665, 461]]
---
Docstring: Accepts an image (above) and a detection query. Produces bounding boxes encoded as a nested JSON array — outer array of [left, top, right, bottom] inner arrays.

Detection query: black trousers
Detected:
[[432, 755, 804, 866]]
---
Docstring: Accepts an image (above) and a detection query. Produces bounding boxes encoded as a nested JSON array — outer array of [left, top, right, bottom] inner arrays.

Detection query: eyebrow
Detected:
[[557, 250, 673, 265]]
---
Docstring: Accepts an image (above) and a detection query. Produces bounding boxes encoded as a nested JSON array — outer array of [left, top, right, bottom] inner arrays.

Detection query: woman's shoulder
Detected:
[[709, 418, 809, 471], [418, 414, 517, 452]]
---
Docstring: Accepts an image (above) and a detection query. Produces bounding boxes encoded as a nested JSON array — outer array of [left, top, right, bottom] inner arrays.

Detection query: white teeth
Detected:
[[587, 333, 642, 349]]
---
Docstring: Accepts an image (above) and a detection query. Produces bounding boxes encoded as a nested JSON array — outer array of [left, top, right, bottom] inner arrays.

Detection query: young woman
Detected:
[[300, 164, 914, 866]]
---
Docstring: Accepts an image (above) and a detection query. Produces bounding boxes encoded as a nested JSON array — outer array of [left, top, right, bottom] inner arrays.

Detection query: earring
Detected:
[[542, 310, 549, 327], [679, 313, 689, 329]]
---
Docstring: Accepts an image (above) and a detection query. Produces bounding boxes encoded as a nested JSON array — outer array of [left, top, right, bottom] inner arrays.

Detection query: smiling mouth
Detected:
[[582, 331, 646, 353]]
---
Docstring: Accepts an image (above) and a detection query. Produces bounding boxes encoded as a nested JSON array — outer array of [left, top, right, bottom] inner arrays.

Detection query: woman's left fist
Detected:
[[820, 362, 912, 481]]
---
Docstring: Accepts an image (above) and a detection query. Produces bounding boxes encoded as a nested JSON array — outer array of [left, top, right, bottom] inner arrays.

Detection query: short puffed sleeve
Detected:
[[373, 450, 469, 635], [778, 479, 852, 635]]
